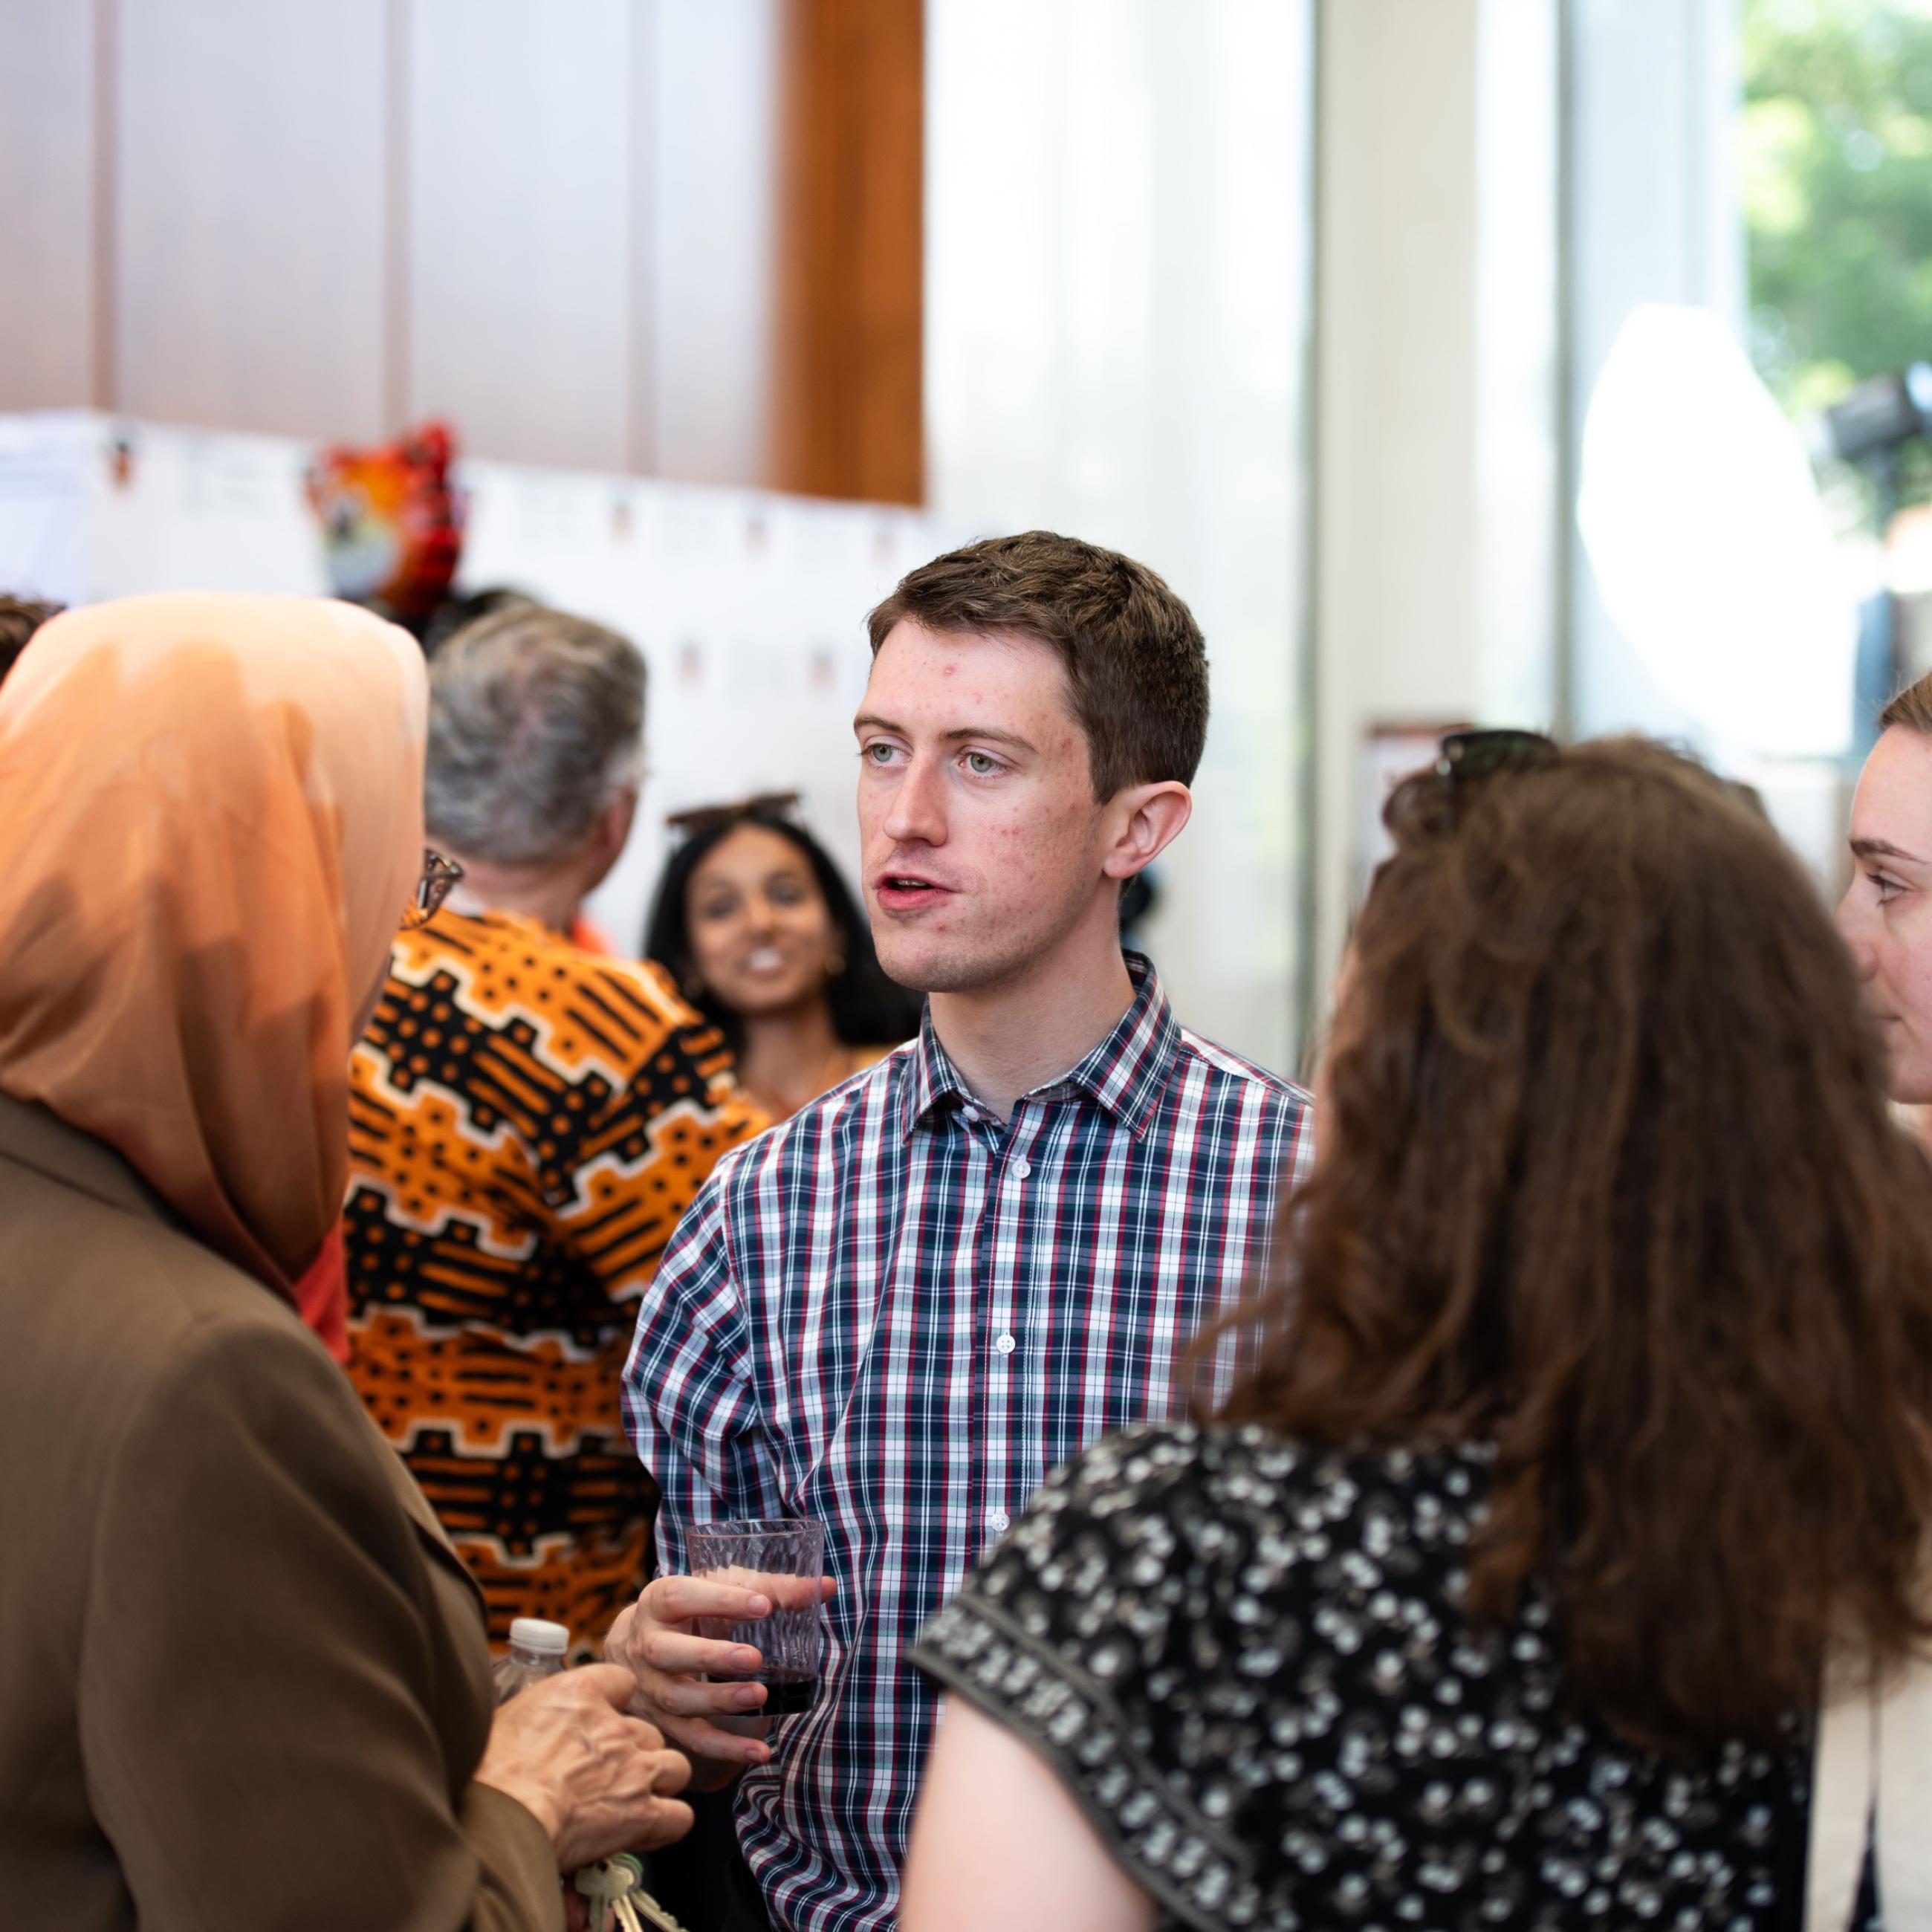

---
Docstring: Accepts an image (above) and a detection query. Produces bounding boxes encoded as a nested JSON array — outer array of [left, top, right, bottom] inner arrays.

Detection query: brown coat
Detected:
[[0, 1094, 563, 1931]]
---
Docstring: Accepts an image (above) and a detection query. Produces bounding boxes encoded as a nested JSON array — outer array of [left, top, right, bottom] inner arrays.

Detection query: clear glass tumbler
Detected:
[[689, 1518, 826, 1716]]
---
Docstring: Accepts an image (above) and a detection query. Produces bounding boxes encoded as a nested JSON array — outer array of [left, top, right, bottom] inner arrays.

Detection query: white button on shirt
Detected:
[[989, 1510, 1010, 1533], [1010, 1158, 1031, 1181], [994, 1332, 1016, 1355]]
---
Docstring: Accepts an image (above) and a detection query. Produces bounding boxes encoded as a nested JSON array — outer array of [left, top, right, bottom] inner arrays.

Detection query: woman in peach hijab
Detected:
[[0, 593, 691, 1931]]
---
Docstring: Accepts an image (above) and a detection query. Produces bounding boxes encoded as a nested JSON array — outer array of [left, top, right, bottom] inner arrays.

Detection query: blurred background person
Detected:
[[644, 795, 922, 1121], [1838, 667, 1932, 1121], [345, 600, 764, 1654], [905, 735, 1932, 1931], [0, 592, 692, 1930]]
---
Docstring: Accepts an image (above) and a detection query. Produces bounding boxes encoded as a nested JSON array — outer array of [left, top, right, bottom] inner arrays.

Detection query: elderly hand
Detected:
[[603, 1572, 837, 1783], [473, 1663, 693, 1872]]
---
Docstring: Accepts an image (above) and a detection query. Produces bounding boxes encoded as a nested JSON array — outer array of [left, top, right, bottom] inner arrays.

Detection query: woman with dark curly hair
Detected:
[[904, 733, 1932, 1932], [645, 797, 922, 1121]]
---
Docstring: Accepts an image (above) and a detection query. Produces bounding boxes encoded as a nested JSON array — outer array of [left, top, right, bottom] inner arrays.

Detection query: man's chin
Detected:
[[875, 935, 1021, 998]]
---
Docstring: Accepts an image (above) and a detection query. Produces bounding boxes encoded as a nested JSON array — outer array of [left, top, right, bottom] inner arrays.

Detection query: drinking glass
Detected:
[[690, 1518, 826, 1716]]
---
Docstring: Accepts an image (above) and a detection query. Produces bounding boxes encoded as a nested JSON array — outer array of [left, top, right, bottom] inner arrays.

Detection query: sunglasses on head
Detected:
[[1433, 728, 1559, 785], [1386, 729, 1560, 840], [665, 791, 803, 843]]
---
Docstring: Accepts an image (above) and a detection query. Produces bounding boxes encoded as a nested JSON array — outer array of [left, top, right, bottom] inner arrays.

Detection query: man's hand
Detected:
[[604, 1573, 837, 1780], [473, 1663, 693, 1871]]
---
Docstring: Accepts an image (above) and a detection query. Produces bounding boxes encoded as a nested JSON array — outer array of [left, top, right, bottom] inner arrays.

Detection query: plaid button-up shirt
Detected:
[[621, 954, 1313, 1932]]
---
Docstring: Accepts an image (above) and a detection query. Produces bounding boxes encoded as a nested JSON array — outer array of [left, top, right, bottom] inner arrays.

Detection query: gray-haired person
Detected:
[[421, 598, 646, 940], [342, 601, 765, 1656]]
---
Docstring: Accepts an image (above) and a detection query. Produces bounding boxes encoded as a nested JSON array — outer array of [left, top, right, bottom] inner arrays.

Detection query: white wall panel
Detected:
[[0, 2, 97, 409], [649, 0, 781, 485], [1313, 0, 1562, 996], [115, 0, 387, 440], [926, 0, 1315, 1072], [406, 0, 633, 470], [0, 3, 794, 483]]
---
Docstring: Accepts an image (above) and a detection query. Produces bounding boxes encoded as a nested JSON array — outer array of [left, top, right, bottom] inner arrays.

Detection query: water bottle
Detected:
[[493, 1617, 569, 1702]]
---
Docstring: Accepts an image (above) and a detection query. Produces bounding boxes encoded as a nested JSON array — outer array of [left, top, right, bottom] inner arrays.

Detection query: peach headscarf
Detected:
[[0, 592, 426, 1293]]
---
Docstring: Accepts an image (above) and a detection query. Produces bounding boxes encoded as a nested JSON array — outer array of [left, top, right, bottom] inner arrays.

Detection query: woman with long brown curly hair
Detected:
[[901, 733, 1932, 1932]]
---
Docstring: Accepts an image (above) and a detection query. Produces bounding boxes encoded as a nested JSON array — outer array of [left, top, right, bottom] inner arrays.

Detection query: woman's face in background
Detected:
[[686, 823, 841, 1019], [1838, 724, 1932, 1103]]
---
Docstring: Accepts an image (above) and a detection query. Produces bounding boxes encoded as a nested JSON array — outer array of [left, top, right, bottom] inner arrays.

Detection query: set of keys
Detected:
[[574, 1854, 688, 1932]]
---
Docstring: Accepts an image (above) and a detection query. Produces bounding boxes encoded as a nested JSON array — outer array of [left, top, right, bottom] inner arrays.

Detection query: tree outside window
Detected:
[[1745, 0, 1932, 505]]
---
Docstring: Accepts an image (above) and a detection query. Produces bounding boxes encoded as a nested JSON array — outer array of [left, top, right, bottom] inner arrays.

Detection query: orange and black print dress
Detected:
[[344, 908, 765, 1651]]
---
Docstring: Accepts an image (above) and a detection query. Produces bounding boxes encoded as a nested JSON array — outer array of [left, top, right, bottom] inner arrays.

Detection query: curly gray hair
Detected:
[[424, 601, 646, 866]]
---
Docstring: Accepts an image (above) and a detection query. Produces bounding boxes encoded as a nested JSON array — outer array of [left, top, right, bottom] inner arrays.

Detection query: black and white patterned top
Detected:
[[911, 1424, 1866, 1932]]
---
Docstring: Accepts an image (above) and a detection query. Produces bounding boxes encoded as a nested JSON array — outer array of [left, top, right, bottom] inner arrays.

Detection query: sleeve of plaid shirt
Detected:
[[620, 1167, 788, 1578]]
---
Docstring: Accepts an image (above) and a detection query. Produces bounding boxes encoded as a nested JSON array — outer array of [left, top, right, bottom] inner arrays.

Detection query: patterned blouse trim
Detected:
[[910, 1593, 1260, 1932]]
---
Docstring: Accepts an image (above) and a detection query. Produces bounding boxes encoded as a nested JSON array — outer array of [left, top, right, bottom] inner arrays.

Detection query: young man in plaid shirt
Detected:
[[609, 532, 1314, 1932]]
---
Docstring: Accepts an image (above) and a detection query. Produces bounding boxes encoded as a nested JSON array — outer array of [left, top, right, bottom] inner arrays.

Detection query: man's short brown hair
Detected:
[[0, 595, 63, 685], [865, 531, 1209, 799], [1881, 667, 1932, 736]]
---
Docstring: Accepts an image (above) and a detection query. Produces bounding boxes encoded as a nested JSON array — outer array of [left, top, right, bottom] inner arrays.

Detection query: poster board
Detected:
[[0, 410, 971, 957]]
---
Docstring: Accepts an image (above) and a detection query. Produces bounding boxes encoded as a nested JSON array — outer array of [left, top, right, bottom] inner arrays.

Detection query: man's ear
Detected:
[[1100, 780, 1193, 881], [597, 787, 639, 861], [580, 786, 639, 894]]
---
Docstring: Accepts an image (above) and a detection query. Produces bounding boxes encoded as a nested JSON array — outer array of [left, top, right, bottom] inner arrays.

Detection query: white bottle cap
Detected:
[[509, 1618, 570, 1655]]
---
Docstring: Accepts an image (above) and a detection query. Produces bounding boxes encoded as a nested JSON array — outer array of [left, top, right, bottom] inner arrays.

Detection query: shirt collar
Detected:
[[897, 950, 1181, 1143]]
